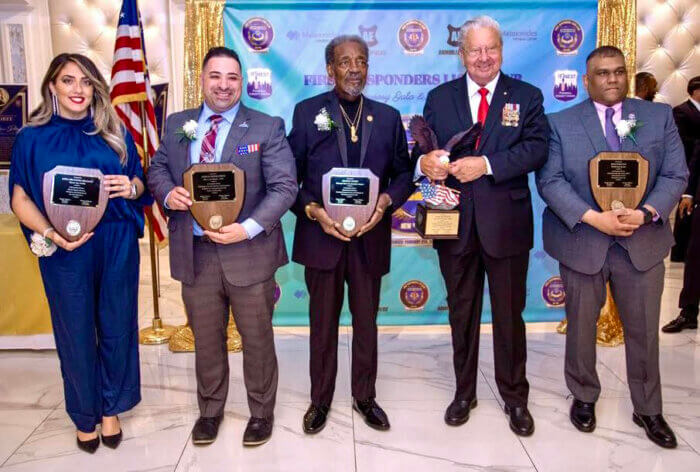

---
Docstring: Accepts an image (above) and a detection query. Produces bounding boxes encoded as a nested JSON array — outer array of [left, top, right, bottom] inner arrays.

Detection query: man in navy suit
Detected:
[[288, 35, 415, 434], [414, 16, 548, 436], [537, 46, 687, 448]]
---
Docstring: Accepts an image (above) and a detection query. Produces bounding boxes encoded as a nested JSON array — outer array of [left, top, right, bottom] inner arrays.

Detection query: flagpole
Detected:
[[138, 100, 176, 344]]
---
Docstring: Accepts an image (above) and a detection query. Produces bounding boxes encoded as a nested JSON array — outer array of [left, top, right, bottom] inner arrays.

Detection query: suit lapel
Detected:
[[685, 100, 700, 126], [327, 92, 349, 167], [181, 107, 201, 174], [359, 95, 374, 167], [477, 74, 508, 153], [620, 98, 637, 152], [579, 99, 608, 155], [452, 75, 471, 130], [220, 103, 250, 163]]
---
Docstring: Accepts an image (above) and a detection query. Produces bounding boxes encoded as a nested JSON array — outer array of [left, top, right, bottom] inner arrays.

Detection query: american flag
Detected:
[[237, 143, 260, 155], [419, 180, 460, 207], [110, 0, 167, 243]]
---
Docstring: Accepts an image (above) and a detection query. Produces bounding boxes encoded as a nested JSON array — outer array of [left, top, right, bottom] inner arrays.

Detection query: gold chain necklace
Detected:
[[338, 96, 363, 143]]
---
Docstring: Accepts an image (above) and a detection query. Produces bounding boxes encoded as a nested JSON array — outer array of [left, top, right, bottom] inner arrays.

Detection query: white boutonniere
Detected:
[[29, 232, 57, 257], [615, 113, 643, 145], [176, 119, 198, 141], [314, 107, 338, 131]]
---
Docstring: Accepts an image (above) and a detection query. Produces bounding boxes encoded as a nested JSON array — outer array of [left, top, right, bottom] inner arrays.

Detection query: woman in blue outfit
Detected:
[[9, 53, 152, 453]]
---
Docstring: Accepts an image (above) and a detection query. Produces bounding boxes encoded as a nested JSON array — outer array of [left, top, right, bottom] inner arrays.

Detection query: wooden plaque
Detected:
[[183, 163, 245, 232], [322, 167, 379, 237], [589, 152, 649, 211], [42, 165, 109, 241], [414, 203, 460, 239]]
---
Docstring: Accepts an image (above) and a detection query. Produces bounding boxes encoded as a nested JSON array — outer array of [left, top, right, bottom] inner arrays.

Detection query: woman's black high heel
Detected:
[[76, 435, 100, 454]]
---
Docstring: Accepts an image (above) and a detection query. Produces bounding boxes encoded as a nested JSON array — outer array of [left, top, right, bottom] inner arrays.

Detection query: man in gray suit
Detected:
[[536, 46, 687, 448], [148, 47, 297, 447]]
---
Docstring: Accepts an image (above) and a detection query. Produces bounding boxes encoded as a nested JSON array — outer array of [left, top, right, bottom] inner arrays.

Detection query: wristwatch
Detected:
[[305, 202, 321, 221], [639, 206, 653, 224]]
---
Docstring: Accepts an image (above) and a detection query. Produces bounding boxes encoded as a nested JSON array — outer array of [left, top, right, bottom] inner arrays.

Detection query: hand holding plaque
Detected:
[[183, 163, 245, 232], [321, 167, 379, 237], [42, 165, 109, 241]]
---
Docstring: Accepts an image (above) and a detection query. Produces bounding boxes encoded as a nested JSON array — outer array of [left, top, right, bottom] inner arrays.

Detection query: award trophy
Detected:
[[409, 117, 482, 239], [42, 166, 109, 241], [183, 163, 245, 231], [321, 167, 379, 237], [589, 151, 649, 211]]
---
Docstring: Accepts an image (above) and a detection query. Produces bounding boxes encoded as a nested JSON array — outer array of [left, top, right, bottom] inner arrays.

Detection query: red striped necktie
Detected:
[[475, 87, 489, 148], [199, 114, 223, 163]]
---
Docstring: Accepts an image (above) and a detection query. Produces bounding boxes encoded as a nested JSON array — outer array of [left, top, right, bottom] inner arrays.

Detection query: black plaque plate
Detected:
[[192, 171, 236, 201], [51, 174, 101, 207], [329, 176, 370, 205], [597, 160, 639, 188]]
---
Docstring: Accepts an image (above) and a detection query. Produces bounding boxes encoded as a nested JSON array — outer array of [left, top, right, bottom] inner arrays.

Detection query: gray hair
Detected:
[[458, 15, 503, 46], [325, 35, 369, 65]]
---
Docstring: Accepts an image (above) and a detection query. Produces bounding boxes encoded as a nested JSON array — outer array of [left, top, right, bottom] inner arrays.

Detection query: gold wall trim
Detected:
[[184, 0, 225, 109], [597, 0, 637, 95]]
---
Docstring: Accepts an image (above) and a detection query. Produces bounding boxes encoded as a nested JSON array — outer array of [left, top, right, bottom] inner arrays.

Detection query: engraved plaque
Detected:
[[322, 167, 379, 237], [589, 152, 649, 210], [183, 163, 245, 232]]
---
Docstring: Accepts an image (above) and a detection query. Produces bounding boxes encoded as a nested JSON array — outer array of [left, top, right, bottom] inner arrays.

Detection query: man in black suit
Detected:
[[288, 35, 415, 434], [414, 16, 548, 436], [664, 76, 700, 333]]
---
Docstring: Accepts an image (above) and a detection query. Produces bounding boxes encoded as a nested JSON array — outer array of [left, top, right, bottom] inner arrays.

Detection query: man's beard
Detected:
[[343, 75, 364, 97]]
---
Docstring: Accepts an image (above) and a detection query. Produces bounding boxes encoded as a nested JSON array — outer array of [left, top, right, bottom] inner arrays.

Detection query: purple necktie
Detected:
[[605, 107, 620, 151]]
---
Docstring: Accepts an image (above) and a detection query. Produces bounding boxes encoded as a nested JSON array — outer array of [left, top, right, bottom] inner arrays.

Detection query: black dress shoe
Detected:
[[632, 413, 677, 449], [504, 405, 534, 436], [353, 398, 390, 431], [243, 416, 273, 446], [444, 398, 478, 426], [192, 415, 223, 445], [101, 430, 123, 449], [570, 399, 596, 433], [303, 404, 330, 434], [661, 314, 698, 333], [76, 435, 100, 454]]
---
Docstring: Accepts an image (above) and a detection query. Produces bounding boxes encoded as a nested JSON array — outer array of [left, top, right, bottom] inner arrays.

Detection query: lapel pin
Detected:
[[239, 122, 249, 128], [367, 115, 373, 122]]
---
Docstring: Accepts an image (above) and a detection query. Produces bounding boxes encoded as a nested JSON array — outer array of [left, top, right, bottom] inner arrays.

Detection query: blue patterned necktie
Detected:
[[605, 107, 621, 151]]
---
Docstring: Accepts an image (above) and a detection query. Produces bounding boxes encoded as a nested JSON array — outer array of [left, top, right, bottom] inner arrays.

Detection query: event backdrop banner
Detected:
[[224, 0, 597, 325]]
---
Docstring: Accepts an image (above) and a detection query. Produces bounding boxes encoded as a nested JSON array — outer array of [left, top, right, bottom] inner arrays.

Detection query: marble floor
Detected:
[[1, 257, 699, 471]]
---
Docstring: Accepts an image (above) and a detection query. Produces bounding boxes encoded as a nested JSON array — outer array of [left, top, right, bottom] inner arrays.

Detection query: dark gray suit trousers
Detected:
[[182, 239, 278, 419], [560, 243, 664, 415]]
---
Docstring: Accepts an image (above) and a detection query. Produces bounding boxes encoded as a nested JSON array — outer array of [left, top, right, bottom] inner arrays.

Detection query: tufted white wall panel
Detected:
[[47, 0, 178, 111], [637, 0, 700, 106]]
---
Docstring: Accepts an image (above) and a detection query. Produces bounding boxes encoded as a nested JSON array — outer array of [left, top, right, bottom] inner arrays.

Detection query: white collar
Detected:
[[465, 72, 501, 98], [690, 97, 700, 112]]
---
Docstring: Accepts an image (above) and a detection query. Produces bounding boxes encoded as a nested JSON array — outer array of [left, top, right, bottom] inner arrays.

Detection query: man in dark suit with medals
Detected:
[[288, 35, 415, 434], [413, 16, 548, 436]]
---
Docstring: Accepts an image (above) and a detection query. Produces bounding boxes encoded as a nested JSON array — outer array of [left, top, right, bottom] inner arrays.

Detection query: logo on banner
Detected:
[[551, 20, 583, 55], [359, 25, 378, 47], [273, 281, 282, 306], [398, 20, 429, 55], [400, 280, 429, 310], [542, 276, 566, 307], [438, 24, 461, 55], [242, 17, 274, 52], [553, 70, 578, 101], [247, 68, 272, 99]]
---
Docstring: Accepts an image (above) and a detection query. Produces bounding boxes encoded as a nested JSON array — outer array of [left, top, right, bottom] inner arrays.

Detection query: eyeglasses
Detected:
[[462, 46, 501, 58], [335, 58, 369, 71]]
